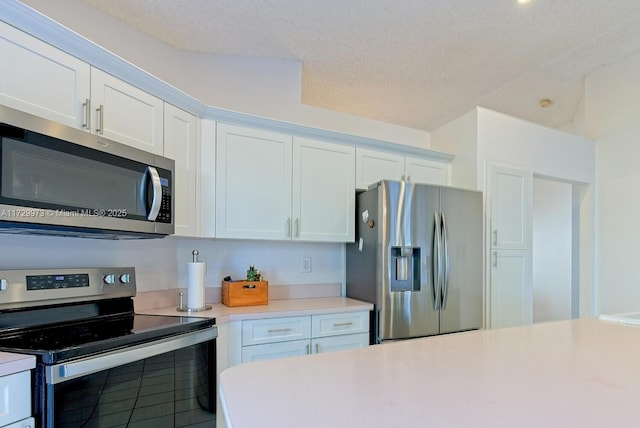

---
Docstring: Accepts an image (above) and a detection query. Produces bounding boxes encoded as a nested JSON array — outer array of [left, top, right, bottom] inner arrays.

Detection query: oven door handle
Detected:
[[45, 326, 217, 385]]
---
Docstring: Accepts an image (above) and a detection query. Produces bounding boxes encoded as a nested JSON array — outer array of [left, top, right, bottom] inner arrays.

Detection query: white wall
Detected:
[[585, 53, 640, 314], [0, 234, 344, 292], [429, 109, 478, 190], [476, 108, 595, 189], [533, 178, 572, 322], [19, 0, 431, 150]]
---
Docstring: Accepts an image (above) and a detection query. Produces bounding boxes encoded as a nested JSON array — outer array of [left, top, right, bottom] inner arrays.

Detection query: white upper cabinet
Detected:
[[90, 68, 164, 155], [215, 123, 355, 242], [0, 23, 163, 154], [356, 148, 405, 189], [404, 156, 450, 186], [356, 147, 449, 189], [293, 137, 355, 242], [164, 103, 199, 237], [0, 22, 90, 128], [215, 123, 293, 240]]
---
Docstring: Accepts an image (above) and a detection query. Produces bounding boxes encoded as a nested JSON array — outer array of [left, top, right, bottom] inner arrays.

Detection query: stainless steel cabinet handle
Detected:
[[315, 343, 319, 353], [493, 229, 498, 246], [82, 98, 91, 130], [267, 328, 293, 333], [332, 322, 354, 327], [306, 343, 310, 354], [95, 104, 104, 134], [492, 251, 498, 268], [286, 217, 291, 237]]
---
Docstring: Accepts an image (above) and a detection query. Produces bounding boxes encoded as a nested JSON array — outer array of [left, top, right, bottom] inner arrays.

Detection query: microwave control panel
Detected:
[[157, 176, 171, 223]]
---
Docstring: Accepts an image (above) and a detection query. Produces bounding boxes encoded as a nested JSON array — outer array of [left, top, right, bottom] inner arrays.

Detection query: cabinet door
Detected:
[[164, 103, 199, 237], [293, 137, 355, 242], [215, 123, 293, 239], [355, 148, 404, 190], [90, 67, 164, 154], [488, 164, 532, 249], [0, 22, 90, 128], [312, 333, 369, 354], [490, 249, 532, 328], [241, 339, 310, 363], [404, 156, 449, 185], [0, 371, 31, 427]]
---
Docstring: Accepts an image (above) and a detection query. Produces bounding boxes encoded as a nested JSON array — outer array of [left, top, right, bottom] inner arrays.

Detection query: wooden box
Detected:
[[221, 280, 268, 307]]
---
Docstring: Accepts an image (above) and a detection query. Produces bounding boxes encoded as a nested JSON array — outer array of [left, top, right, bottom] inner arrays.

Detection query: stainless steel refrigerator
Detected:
[[346, 180, 483, 343]]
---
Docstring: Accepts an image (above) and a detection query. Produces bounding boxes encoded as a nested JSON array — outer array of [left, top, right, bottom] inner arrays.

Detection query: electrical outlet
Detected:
[[302, 257, 312, 273]]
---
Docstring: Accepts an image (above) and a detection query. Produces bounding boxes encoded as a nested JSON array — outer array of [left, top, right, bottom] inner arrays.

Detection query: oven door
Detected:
[[39, 327, 217, 428]]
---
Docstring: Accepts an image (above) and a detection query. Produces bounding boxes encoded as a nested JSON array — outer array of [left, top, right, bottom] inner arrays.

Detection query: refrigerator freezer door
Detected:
[[378, 181, 439, 340], [438, 187, 483, 334]]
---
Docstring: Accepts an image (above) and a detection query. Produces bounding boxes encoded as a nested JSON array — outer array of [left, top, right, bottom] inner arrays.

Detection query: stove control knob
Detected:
[[103, 274, 116, 285], [119, 274, 131, 284]]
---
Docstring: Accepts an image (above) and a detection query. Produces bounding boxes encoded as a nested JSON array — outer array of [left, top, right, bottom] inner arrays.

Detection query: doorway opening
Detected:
[[532, 176, 590, 322]]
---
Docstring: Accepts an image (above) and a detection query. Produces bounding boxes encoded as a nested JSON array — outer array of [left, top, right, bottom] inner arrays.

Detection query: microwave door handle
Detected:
[[144, 166, 162, 221]]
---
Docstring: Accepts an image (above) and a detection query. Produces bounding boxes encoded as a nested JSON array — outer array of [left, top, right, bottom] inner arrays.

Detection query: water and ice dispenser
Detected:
[[390, 246, 421, 292]]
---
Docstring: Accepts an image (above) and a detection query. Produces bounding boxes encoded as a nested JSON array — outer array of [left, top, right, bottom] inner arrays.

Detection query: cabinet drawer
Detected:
[[312, 333, 370, 354], [0, 371, 31, 427], [312, 311, 369, 338], [242, 316, 311, 346], [241, 339, 310, 363]]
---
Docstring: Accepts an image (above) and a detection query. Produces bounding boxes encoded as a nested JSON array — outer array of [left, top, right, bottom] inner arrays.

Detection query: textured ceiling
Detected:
[[76, 0, 640, 132]]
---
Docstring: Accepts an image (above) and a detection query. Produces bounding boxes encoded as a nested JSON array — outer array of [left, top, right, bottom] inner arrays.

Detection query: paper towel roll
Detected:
[[187, 262, 205, 309]]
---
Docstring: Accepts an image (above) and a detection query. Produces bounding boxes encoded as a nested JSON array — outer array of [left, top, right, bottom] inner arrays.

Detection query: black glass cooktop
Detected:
[[0, 298, 215, 364]]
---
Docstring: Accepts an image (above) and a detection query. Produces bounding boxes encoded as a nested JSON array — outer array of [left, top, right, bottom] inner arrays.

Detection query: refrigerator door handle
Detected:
[[441, 212, 450, 310], [432, 212, 442, 310]]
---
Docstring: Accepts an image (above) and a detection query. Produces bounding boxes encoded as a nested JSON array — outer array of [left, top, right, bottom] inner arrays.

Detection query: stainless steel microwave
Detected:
[[0, 105, 174, 239]]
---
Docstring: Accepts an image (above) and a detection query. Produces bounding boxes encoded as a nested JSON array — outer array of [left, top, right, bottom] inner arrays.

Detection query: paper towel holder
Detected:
[[177, 250, 212, 312]]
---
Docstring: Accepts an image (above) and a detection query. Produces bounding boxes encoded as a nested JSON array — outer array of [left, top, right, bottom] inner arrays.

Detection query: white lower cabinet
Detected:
[[312, 333, 369, 354], [242, 339, 310, 363], [239, 311, 369, 364], [0, 371, 31, 428]]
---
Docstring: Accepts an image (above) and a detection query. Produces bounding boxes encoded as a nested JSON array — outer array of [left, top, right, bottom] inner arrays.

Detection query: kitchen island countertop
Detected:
[[219, 317, 640, 428]]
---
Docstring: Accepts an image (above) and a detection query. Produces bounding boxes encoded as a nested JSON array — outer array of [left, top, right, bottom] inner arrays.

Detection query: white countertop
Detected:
[[219, 317, 640, 428], [137, 297, 372, 323], [0, 352, 35, 377]]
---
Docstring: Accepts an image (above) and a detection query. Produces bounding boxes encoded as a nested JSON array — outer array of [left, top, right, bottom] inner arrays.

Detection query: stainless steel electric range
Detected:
[[0, 267, 217, 428]]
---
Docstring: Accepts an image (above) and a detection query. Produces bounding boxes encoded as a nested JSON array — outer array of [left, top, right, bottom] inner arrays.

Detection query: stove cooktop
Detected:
[[0, 313, 215, 364]]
